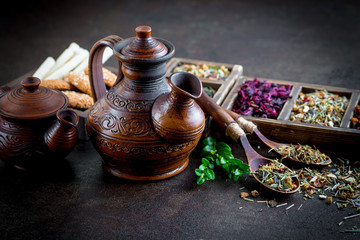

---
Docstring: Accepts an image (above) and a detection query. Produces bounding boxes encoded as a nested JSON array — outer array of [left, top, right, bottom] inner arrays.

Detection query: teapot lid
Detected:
[[120, 26, 168, 59], [0, 77, 68, 119]]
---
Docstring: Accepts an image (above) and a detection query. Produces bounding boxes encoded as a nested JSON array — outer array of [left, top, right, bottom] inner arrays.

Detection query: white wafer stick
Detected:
[[32, 56, 55, 80], [55, 43, 79, 67], [102, 47, 113, 63], [73, 46, 113, 73], [45, 48, 89, 80], [72, 57, 88, 73], [44, 42, 80, 78]]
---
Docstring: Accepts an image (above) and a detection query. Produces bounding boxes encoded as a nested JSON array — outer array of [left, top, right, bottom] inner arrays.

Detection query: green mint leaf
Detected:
[[216, 142, 232, 155], [202, 145, 216, 156], [227, 158, 250, 172], [205, 155, 214, 162], [233, 168, 241, 176], [205, 169, 215, 180], [208, 169, 215, 180], [197, 177, 205, 185], [223, 163, 230, 173], [195, 169, 203, 176], [233, 174, 240, 182], [201, 158, 210, 166], [202, 137, 215, 146], [221, 153, 234, 160], [215, 158, 221, 166], [219, 156, 227, 165]]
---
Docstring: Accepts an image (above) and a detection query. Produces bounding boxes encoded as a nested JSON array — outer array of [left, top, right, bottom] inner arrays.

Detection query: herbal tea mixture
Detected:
[[350, 104, 360, 130], [290, 90, 349, 127], [204, 86, 216, 98], [173, 63, 230, 81], [232, 78, 292, 119], [272, 144, 331, 165], [295, 158, 360, 211], [195, 137, 360, 214], [253, 159, 298, 192]]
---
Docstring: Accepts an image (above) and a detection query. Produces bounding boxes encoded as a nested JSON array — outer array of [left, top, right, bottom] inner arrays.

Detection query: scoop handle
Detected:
[[226, 109, 280, 149], [88, 35, 123, 102], [197, 90, 247, 143], [197, 90, 264, 163], [197, 90, 235, 129]]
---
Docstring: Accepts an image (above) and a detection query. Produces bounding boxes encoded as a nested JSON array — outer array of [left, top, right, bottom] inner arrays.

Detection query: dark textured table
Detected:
[[1, 0, 360, 239]]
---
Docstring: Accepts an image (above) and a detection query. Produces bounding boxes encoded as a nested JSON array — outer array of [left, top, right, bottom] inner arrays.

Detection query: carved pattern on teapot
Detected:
[[0, 117, 32, 134], [95, 135, 194, 155], [0, 133, 36, 159], [106, 89, 153, 112], [90, 101, 155, 137], [0, 134, 20, 149]]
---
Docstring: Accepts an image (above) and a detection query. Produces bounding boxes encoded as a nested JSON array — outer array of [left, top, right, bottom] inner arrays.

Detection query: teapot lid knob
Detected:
[[136, 26, 152, 39], [21, 76, 41, 93], [120, 25, 168, 59]]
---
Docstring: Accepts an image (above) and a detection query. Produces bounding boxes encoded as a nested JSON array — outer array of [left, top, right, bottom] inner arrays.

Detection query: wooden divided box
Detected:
[[166, 57, 243, 105], [221, 76, 360, 158]]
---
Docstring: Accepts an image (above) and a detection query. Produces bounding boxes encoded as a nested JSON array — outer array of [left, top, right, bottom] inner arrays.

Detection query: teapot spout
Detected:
[[44, 109, 79, 157]]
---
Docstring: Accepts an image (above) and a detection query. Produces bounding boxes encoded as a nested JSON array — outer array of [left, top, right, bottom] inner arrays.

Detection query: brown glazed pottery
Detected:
[[0, 77, 79, 170], [87, 26, 205, 181], [152, 72, 205, 143]]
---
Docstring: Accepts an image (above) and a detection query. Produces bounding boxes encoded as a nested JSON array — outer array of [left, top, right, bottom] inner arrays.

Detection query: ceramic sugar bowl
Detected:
[[0, 77, 79, 170]]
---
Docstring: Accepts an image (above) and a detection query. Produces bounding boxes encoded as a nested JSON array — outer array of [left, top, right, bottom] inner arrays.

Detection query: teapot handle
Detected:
[[88, 35, 123, 102]]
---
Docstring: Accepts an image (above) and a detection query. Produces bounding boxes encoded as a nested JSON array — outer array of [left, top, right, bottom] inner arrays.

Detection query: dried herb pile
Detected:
[[195, 138, 359, 213], [204, 86, 216, 98], [173, 63, 230, 81], [350, 105, 360, 130], [254, 160, 298, 192], [290, 90, 349, 127], [232, 78, 292, 119], [295, 158, 360, 211], [272, 144, 331, 165]]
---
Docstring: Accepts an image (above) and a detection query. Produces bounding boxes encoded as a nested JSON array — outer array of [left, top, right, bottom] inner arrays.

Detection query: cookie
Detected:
[[64, 72, 93, 96], [40, 79, 75, 91], [62, 90, 94, 109], [84, 67, 117, 87]]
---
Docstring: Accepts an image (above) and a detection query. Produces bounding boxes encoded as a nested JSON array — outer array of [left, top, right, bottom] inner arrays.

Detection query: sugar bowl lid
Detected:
[[0, 77, 68, 119]]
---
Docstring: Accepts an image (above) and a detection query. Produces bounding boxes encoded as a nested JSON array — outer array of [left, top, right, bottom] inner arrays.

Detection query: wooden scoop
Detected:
[[226, 109, 332, 166], [197, 91, 300, 194]]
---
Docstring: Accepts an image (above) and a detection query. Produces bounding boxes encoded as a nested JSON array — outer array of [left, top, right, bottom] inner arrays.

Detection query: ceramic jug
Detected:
[[87, 26, 205, 180]]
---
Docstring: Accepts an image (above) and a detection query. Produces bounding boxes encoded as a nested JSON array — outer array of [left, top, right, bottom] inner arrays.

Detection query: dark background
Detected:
[[1, 0, 360, 239], [1, 0, 360, 89]]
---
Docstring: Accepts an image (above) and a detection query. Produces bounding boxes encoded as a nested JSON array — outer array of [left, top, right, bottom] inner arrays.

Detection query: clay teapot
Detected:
[[0, 77, 79, 170], [87, 26, 205, 181]]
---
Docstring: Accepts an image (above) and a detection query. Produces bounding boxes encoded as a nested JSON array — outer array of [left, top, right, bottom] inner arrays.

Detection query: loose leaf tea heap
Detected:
[[295, 158, 360, 210], [173, 63, 230, 81], [254, 159, 298, 192], [204, 86, 216, 98], [232, 78, 292, 119], [272, 144, 331, 165], [290, 90, 349, 127], [350, 105, 360, 130]]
